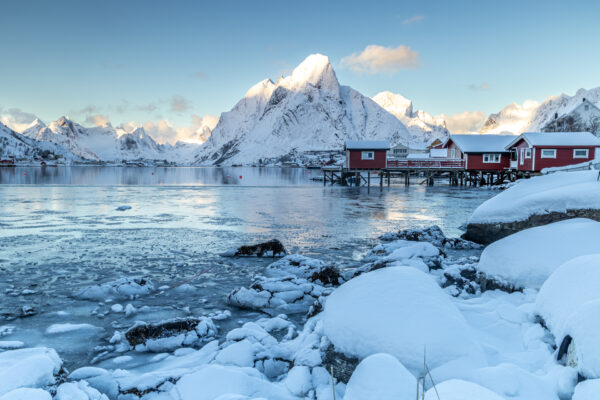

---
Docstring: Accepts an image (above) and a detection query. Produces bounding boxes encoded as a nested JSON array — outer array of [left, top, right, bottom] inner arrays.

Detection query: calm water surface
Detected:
[[0, 167, 495, 368]]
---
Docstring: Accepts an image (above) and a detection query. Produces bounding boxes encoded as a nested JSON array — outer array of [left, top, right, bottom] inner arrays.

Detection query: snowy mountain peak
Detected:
[[282, 53, 339, 95], [372, 91, 413, 117], [245, 79, 276, 99]]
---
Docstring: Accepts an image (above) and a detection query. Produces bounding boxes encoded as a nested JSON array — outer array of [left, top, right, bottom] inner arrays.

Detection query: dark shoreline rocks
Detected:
[[225, 239, 288, 257], [463, 209, 600, 244]]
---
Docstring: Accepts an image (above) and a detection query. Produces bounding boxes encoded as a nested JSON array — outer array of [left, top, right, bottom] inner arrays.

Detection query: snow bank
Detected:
[[344, 353, 416, 400], [478, 219, 600, 289], [0, 388, 52, 400], [55, 381, 108, 400], [424, 379, 504, 400], [468, 171, 600, 224], [323, 267, 484, 374], [174, 364, 295, 400], [0, 348, 62, 395], [573, 379, 600, 400], [536, 254, 600, 335]]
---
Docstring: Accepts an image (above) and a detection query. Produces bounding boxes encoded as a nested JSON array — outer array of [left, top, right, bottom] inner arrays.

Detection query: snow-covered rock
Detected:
[[55, 381, 108, 400], [264, 254, 343, 286], [477, 219, 600, 289], [469, 171, 600, 225], [227, 276, 332, 315], [558, 300, 600, 378], [0, 347, 62, 395], [45, 323, 101, 335], [0, 388, 52, 400], [124, 317, 217, 352], [174, 364, 295, 400], [536, 254, 600, 336], [573, 379, 600, 400], [74, 277, 155, 300], [424, 379, 505, 400], [344, 353, 416, 400], [380, 225, 481, 250], [322, 267, 484, 375], [354, 239, 444, 275], [193, 54, 417, 166]]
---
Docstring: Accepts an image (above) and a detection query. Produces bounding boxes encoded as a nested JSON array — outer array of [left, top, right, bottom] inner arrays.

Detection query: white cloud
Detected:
[[402, 15, 424, 25], [340, 44, 420, 74], [121, 114, 219, 145], [0, 107, 38, 132], [437, 111, 487, 133], [84, 114, 111, 127]]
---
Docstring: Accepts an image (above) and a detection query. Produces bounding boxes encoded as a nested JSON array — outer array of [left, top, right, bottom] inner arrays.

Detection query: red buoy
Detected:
[[239, 175, 242, 179]]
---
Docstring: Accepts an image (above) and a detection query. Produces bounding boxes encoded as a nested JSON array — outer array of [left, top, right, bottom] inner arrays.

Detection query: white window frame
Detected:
[[541, 149, 557, 159], [525, 148, 532, 159], [361, 151, 375, 160], [450, 149, 456, 159], [482, 153, 501, 163], [573, 148, 589, 159]]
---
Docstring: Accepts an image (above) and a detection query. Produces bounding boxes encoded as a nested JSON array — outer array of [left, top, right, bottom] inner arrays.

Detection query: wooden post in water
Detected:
[[387, 171, 390, 187], [367, 171, 370, 187]]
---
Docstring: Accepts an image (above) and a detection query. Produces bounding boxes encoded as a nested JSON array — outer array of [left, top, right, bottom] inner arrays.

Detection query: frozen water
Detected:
[[0, 166, 492, 369]]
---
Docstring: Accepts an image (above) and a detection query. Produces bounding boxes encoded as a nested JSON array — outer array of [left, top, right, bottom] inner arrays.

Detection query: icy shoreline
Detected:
[[2, 219, 592, 400]]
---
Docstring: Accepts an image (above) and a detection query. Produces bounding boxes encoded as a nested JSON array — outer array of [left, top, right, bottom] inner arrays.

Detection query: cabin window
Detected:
[[361, 151, 375, 160], [585, 105, 590, 111], [482, 153, 501, 163], [541, 149, 557, 158], [573, 149, 589, 158], [525, 149, 532, 159]]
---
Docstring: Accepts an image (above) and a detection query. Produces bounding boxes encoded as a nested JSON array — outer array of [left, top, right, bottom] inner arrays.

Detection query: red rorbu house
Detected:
[[442, 134, 514, 171], [505, 132, 600, 172], [344, 140, 390, 170]]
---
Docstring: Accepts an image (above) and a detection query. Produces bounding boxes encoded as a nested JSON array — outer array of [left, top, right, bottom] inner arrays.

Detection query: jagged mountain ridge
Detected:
[[481, 88, 600, 135], [372, 91, 449, 143], [0, 122, 81, 162], [20, 116, 200, 162], [194, 54, 443, 165]]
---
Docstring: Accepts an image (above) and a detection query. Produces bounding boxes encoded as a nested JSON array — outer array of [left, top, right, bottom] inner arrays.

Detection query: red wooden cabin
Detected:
[[344, 141, 390, 169], [506, 132, 600, 172], [442, 135, 514, 171]]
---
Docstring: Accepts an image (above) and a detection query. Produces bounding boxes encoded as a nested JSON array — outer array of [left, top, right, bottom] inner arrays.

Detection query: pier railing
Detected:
[[386, 159, 465, 169]]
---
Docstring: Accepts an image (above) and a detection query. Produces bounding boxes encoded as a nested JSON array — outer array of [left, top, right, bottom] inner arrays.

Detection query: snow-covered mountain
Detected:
[[481, 88, 600, 135], [0, 122, 80, 162], [372, 91, 449, 143], [20, 116, 200, 163], [193, 54, 432, 165]]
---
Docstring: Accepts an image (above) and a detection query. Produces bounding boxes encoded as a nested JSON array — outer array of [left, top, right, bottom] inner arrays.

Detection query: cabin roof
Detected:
[[444, 134, 514, 153], [344, 140, 390, 150], [506, 132, 600, 148]]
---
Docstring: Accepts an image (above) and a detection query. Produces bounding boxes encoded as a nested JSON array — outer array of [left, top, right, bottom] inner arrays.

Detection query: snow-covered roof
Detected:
[[507, 132, 600, 148], [444, 134, 514, 153], [344, 140, 390, 150]]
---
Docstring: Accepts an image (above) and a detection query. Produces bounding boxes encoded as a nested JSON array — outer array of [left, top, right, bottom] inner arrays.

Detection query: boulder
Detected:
[[124, 317, 216, 351], [224, 239, 287, 258], [381, 225, 481, 249]]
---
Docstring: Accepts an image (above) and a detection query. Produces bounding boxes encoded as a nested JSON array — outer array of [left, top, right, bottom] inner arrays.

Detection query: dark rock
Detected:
[[381, 225, 481, 250], [309, 265, 342, 286], [463, 209, 600, 245], [322, 344, 360, 384], [125, 317, 204, 346], [231, 239, 288, 257], [442, 266, 521, 296]]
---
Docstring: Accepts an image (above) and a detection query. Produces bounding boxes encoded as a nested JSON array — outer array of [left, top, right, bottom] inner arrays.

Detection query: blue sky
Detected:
[[1, 0, 599, 138]]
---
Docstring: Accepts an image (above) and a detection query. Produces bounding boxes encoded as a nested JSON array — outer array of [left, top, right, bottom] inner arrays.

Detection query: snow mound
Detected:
[[573, 379, 600, 400], [424, 379, 505, 400], [478, 219, 600, 289], [344, 353, 416, 400], [536, 254, 600, 336], [174, 364, 295, 400], [74, 277, 155, 300], [0, 347, 62, 395], [264, 254, 342, 286], [0, 388, 52, 400], [322, 267, 484, 374], [468, 171, 600, 224], [55, 381, 108, 400]]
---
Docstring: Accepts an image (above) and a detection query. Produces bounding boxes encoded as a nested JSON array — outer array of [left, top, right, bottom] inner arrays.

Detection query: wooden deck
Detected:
[[386, 159, 465, 170]]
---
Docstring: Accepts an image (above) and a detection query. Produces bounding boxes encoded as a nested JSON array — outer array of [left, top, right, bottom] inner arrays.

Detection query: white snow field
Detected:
[[344, 353, 416, 400], [478, 219, 600, 288], [468, 171, 600, 224], [322, 267, 485, 375]]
